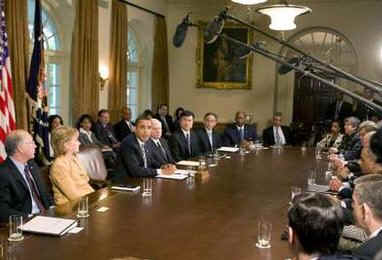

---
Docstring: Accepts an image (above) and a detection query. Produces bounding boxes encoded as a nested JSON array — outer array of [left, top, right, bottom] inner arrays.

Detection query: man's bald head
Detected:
[[151, 118, 162, 140]]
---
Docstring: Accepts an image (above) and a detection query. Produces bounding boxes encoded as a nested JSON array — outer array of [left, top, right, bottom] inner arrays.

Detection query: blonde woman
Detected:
[[50, 126, 94, 205]]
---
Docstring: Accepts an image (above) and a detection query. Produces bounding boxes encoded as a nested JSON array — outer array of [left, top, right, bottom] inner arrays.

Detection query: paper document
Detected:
[[175, 169, 196, 175], [176, 160, 199, 167], [217, 147, 239, 152], [156, 174, 188, 180], [21, 216, 77, 236]]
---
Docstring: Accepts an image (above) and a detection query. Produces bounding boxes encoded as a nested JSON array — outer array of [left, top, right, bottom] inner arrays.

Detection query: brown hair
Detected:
[[51, 126, 78, 156]]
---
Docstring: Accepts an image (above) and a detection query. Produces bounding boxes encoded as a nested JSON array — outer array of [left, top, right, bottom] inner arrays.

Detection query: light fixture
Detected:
[[256, 2, 311, 31], [231, 0, 267, 5], [99, 65, 109, 91]]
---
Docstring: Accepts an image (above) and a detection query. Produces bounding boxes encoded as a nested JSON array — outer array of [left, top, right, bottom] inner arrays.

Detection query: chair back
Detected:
[[77, 145, 108, 181]]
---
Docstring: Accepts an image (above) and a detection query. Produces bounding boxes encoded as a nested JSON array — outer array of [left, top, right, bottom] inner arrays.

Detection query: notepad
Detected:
[[21, 216, 77, 236], [217, 147, 239, 152], [156, 174, 188, 180], [176, 160, 199, 167]]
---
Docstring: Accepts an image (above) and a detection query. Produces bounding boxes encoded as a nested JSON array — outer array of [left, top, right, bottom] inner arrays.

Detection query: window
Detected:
[[28, 0, 62, 116], [127, 28, 140, 120]]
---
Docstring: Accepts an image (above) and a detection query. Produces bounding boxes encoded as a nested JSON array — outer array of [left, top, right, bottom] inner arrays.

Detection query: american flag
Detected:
[[0, 0, 16, 162]]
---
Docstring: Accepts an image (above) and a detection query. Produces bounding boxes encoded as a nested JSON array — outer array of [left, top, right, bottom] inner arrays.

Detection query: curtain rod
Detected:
[[118, 0, 165, 18]]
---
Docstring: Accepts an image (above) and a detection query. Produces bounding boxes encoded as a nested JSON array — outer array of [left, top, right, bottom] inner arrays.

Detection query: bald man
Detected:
[[146, 119, 176, 166], [223, 111, 257, 147], [0, 130, 53, 222]]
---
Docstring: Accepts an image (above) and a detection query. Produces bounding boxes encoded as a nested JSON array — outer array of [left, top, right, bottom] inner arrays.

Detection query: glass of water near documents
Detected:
[[77, 196, 89, 218], [8, 215, 23, 242], [142, 178, 152, 197], [256, 220, 272, 249], [291, 186, 302, 201]]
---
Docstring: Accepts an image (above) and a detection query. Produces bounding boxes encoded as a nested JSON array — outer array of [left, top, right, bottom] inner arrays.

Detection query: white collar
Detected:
[[205, 128, 212, 133], [80, 127, 91, 135], [181, 129, 190, 136], [151, 137, 160, 144], [369, 225, 382, 239], [136, 136, 146, 147], [236, 125, 244, 130]]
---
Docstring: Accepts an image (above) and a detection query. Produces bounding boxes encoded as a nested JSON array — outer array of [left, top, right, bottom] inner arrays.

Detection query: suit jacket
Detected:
[[223, 124, 257, 147], [262, 125, 294, 147], [353, 230, 382, 260], [113, 120, 134, 142], [325, 100, 353, 121], [146, 138, 176, 166], [339, 133, 362, 161], [120, 134, 161, 177], [0, 158, 52, 222], [94, 121, 119, 147], [154, 114, 174, 136], [50, 156, 94, 205], [168, 130, 201, 162], [196, 128, 222, 154], [78, 130, 103, 147]]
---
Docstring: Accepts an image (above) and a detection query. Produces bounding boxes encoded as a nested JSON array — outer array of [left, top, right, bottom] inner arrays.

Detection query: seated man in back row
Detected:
[[0, 130, 53, 222], [120, 116, 175, 177], [196, 112, 222, 155], [262, 112, 293, 147], [223, 111, 257, 147]]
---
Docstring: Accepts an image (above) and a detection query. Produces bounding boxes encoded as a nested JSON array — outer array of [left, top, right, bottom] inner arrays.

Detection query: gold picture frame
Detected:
[[196, 22, 253, 89]]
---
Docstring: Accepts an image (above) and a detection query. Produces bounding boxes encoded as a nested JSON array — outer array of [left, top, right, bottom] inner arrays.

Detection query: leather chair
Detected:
[[77, 145, 108, 188]]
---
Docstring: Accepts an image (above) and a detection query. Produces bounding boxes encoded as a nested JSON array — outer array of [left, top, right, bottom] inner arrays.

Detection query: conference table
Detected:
[[0, 147, 324, 260]]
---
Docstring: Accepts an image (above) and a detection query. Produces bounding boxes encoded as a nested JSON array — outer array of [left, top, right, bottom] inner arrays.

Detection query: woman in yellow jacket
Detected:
[[50, 126, 94, 205]]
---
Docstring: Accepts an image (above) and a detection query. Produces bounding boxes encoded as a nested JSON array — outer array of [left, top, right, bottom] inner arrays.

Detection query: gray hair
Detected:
[[151, 118, 162, 128], [5, 130, 28, 156], [354, 174, 382, 185], [354, 180, 382, 221], [345, 117, 360, 129]]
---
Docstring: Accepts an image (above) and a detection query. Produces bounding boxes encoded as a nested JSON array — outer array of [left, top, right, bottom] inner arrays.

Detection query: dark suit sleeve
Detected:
[[223, 127, 233, 147], [344, 138, 361, 161], [168, 134, 183, 162], [262, 128, 272, 147], [120, 142, 157, 177], [0, 171, 28, 222]]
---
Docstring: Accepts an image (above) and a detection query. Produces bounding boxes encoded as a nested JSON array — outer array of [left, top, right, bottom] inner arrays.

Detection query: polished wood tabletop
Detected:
[[1, 147, 321, 260]]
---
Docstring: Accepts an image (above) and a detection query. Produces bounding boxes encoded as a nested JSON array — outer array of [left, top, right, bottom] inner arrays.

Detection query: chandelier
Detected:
[[256, 2, 311, 31]]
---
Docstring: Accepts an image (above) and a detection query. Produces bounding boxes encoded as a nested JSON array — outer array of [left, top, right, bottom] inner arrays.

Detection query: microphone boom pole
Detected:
[[218, 33, 382, 113], [222, 11, 382, 94]]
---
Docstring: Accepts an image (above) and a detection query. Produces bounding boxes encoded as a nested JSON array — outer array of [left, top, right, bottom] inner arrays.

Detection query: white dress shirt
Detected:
[[273, 126, 286, 145], [80, 128, 93, 143], [369, 225, 382, 239]]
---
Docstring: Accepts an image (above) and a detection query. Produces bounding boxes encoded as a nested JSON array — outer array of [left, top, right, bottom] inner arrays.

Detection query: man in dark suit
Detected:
[[288, 193, 356, 260], [169, 110, 201, 162], [154, 104, 174, 138], [120, 116, 175, 177], [94, 109, 120, 150], [196, 112, 222, 154], [352, 180, 382, 259], [223, 111, 257, 147], [262, 112, 293, 147], [325, 91, 353, 122], [146, 118, 176, 166], [0, 130, 53, 222], [114, 107, 135, 142]]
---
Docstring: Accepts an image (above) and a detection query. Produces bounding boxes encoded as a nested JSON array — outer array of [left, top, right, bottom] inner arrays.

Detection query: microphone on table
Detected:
[[173, 13, 197, 48]]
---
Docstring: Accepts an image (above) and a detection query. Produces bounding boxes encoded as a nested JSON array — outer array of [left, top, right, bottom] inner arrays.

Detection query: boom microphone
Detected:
[[204, 9, 227, 44], [173, 13, 195, 48]]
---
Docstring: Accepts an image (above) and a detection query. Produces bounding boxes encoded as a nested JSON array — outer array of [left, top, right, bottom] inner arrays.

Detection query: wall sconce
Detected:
[[99, 65, 109, 91]]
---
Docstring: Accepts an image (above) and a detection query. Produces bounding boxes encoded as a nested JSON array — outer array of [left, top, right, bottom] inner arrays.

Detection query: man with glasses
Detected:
[[0, 130, 53, 222]]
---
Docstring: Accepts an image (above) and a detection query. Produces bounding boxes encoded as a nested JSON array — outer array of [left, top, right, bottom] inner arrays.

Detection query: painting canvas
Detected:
[[197, 23, 253, 89]]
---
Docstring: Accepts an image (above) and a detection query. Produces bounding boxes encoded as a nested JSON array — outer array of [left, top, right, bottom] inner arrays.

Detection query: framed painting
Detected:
[[196, 22, 253, 89]]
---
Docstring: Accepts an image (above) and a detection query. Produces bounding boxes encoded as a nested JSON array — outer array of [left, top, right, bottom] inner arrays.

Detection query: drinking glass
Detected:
[[315, 145, 322, 160], [256, 220, 272, 248], [198, 157, 207, 170], [8, 215, 23, 242], [77, 196, 89, 218], [142, 178, 152, 197]]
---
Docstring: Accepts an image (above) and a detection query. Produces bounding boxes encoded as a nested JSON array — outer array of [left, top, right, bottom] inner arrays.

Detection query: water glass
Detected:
[[8, 215, 23, 242], [315, 146, 322, 160], [256, 220, 272, 248], [291, 186, 302, 201], [239, 146, 246, 156], [77, 196, 89, 218], [142, 178, 152, 197], [308, 169, 316, 185], [198, 157, 207, 170]]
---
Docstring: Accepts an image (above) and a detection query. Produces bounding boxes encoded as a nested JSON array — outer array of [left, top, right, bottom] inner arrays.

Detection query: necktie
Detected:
[[162, 117, 170, 132], [208, 131, 213, 151], [240, 127, 244, 141], [186, 133, 191, 156], [157, 141, 168, 161], [140, 144, 147, 168], [24, 166, 45, 213], [275, 127, 281, 145]]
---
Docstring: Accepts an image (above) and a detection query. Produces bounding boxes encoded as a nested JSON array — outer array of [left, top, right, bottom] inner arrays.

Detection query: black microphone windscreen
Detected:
[[204, 16, 224, 44], [173, 21, 188, 48], [278, 57, 300, 75]]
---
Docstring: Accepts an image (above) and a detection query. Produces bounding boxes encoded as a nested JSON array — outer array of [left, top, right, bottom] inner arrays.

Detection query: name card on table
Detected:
[[217, 147, 239, 152]]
